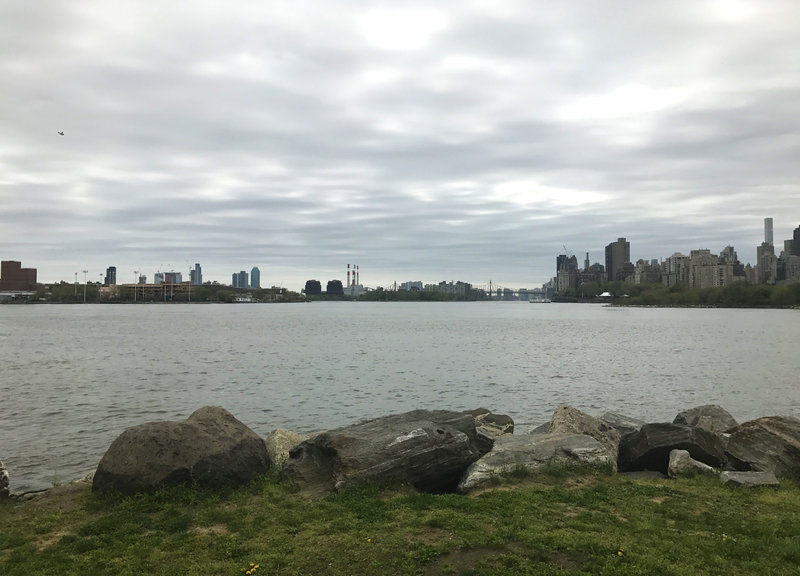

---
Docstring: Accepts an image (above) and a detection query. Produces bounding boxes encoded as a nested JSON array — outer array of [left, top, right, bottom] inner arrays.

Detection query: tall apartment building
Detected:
[[190, 263, 203, 285], [793, 225, 800, 257], [764, 217, 774, 245], [756, 243, 777, 284], [662, 253, 690, 287], [104, 266, 117, 285], [688, 249, 718, 289], [251, 267, 261, 289], [605, 237, 631, 282], [232, 270, 248, 288]]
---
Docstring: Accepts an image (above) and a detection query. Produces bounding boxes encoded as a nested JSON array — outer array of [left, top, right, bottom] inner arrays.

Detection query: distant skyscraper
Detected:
[[104, 266, 116, 285], [764, 217, 773, 245], [604, 237, 631, 282], [233, 270, 248, 288], [190, 263, 202, 285], [719, 246, 737, 263], [250, 267, 260, 289], [793, 225, 800, 257], [584, 252, 590, 271]]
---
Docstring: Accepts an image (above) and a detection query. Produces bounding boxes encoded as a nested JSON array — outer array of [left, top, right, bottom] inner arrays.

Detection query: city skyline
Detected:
[[2, 2, 799, 290], [4, 218, 799, 292]]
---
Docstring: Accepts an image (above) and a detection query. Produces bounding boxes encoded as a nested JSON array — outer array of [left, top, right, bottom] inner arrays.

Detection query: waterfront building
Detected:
[[786, 255, 800, 281], [104, 266, 117, 285], [400, 281, 423, 290], [688, 249, 718, 289], [662, 253, 690, 287], [605, 238, 630, 282], [0, 260, 37, 291], [232, 270, 248, 288], [190, 263, 202, 285], [719, 246, 737, 263], [633, 259, 661, 285], [251, 267, 261, 289], [756, 242, 777, 285]]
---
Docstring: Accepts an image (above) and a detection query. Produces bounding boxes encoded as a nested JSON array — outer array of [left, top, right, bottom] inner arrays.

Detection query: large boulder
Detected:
[[549, 405, 620, 467], [599, 412, 645, 438], [0, 459, 8, 499], [463, 408, 514, 454], [618, 423, 726, 474], [725, 416, 800, 479], [93, 406, 270, 495], [458, 433, 614, 493], [673, 405, 738, 432], [283, 409, 482, 496]]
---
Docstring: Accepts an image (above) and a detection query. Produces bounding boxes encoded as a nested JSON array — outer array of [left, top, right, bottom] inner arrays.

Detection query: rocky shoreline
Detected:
[[3, 404, 798, 501]]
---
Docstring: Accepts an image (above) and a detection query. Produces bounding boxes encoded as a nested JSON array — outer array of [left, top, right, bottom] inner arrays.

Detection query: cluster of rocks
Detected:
[[3, 404, 799, 499]]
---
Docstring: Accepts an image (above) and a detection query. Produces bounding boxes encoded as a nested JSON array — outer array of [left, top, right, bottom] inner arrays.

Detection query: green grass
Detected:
[[2, 469, 799, 575]]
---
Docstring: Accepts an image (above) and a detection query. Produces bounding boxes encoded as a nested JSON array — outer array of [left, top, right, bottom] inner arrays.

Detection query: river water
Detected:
[[1, 302, 798, 493]]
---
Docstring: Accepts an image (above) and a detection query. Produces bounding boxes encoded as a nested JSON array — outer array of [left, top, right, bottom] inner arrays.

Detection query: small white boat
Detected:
[[529, 298, 551, 303]]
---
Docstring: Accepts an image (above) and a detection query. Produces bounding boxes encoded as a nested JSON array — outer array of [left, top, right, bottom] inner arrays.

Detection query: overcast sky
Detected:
[[2, 1, 799, 291]]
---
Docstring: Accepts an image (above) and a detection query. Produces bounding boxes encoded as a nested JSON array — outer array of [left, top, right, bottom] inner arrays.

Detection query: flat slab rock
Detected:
[[284, 409, 483, 496], [457, 433, 613, 493], [720, 471, 779, 488]]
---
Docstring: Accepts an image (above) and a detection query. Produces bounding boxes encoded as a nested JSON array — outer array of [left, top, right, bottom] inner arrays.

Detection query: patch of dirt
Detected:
[[421, 546, 507, 575], [16, 479, 92, 513], [649, 496, 667, 504], [550, 550, 589, 570], [190, 523, 229, 536]]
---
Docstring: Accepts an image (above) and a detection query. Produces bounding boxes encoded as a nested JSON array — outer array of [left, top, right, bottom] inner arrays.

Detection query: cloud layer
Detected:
[[2, 1, 799, 289]]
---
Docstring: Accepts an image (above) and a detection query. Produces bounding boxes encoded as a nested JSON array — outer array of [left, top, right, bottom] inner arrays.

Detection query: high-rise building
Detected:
[[764, 217, 773, 245], [756, 242, 777, 284], [792, 225, 800, 257], [232, 271, 248, 288], [104, 266, 117, 285], [251, 267, 260, 289], [605, 238, 631, 282], [719, 246, 738, 263], [190, 263, 202, 285]]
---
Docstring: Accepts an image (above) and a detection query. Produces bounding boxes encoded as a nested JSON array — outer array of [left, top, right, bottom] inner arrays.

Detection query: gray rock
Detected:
[[528, 422, 551, 435], [673, 405, 738, 432], [600, 412, 645, 437], [720, 471, 779, 487], [457, 433, 614, 493], [549, 405, 620, 468], [618, 422, 726, 474], [93, 406, 270, 495], [725, 416, 800, 479], [264, 428, 308, 468], [0, 459, 8, 499], [284, 409, 483, 497], [668, 449, 717, 478], [463, 408, 514, 454]]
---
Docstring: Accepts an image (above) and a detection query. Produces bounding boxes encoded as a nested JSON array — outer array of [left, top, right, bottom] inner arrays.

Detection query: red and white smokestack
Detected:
[[356, 265, 359, 286], [347, 264, 350, 287]]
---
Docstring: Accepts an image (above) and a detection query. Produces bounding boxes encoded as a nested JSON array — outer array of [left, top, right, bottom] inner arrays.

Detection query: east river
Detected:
[[1, 302, 798, 493]]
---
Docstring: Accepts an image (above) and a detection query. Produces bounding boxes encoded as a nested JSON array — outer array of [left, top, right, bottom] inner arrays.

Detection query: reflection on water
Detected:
[[1, 302, 798, 492]]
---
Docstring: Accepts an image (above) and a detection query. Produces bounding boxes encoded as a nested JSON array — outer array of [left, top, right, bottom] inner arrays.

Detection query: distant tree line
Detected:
[[558, 281, 800, 307]]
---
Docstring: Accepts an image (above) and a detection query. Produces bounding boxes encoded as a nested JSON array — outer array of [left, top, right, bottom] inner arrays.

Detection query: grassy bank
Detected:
[[2, 469, 799, 575]]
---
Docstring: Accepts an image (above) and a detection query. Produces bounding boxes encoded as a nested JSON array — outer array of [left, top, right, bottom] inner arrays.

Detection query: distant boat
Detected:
[[529, 298, 551, 303]]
